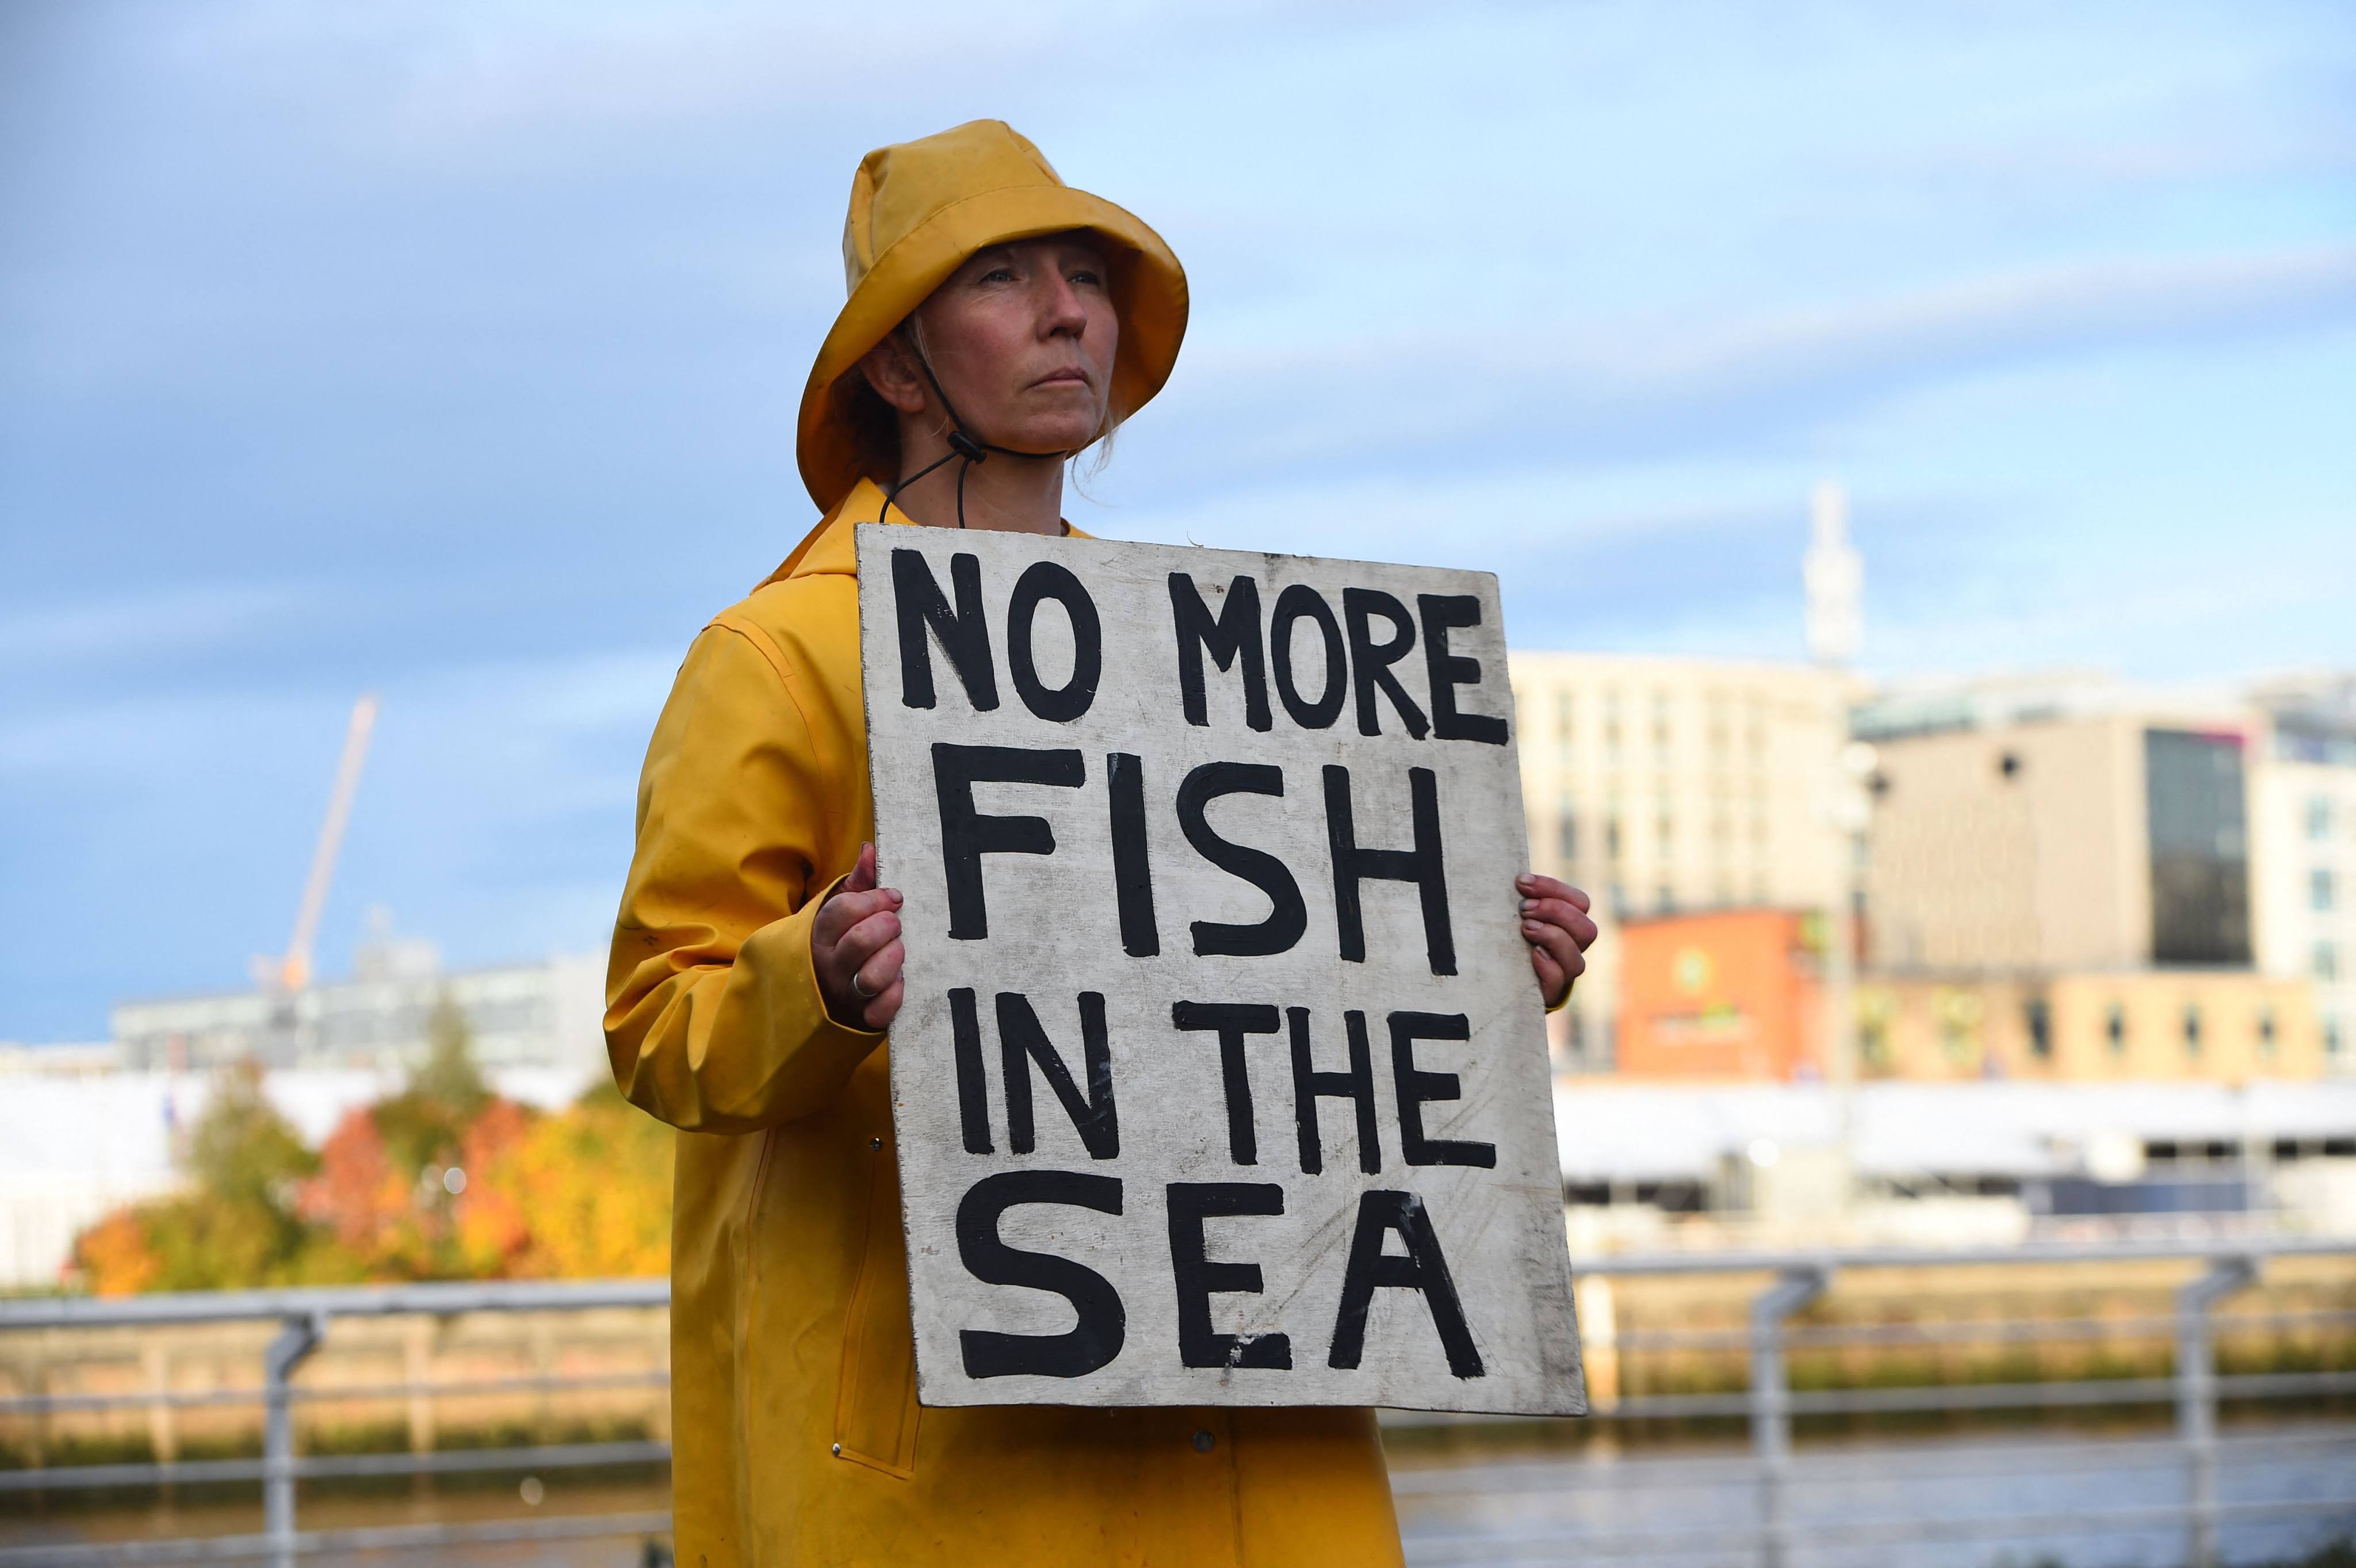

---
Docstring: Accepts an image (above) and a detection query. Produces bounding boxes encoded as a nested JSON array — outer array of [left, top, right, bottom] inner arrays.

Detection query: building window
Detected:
[[2313, 869, 2337, 913], [2106, 1003, 2127, 1054], [2144, 729, 2252, 966], [2024, 997, 2052, 1060], [2328, 1014, 2345, 1058], [2309, 796, 2335, 842], [1998, 751, 2022, 781], [2258, 1006, 2277, 1059], [1606, 815, 1623, 861], [2318, 942, 2341, 982], [2183, 1004, 2202, 1054], [1557, 804, 1577, 862], [1555, 691, 1573, 741]]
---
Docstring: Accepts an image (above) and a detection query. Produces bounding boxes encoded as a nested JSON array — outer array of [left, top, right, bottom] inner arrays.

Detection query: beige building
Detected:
[[1857, 967, 2325, 1083], [1859, 703, 2255, 974], [1508, 653, 1856, 1071], [2249, 676, 2356, 1070]]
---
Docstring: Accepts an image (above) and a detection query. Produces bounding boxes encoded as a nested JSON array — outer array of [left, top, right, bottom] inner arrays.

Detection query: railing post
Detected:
[[263, 1310, 327, 1568], [2177, 1256, 2255, 1568], [1750, 1265, 1830, 1568]]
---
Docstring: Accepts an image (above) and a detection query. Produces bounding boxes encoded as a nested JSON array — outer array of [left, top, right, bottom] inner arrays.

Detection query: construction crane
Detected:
[[255, 694, 379, 992]]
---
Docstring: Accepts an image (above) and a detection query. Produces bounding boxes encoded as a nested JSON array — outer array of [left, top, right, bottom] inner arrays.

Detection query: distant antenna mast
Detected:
[[1804, 480, 1862, 667], [267, 694, 379, 992]]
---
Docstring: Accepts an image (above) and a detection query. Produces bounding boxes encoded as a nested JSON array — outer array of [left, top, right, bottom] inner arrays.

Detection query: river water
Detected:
[[2, 1421, 2350, 1565], [1390, 1419, 2356, 1568]]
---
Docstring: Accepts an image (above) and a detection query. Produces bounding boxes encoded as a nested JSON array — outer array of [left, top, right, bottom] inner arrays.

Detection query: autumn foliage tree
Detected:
[[73, 1061, 320, 1294], [71, 999, 670, 1294]]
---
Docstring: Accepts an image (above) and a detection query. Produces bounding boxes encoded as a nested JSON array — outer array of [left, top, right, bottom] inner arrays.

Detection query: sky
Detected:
[[3, 0, 2351, 1041]]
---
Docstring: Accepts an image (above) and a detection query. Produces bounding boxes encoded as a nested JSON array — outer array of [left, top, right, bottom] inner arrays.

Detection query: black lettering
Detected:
[[1388, 1011, 1495, 1168], [1169, 574, 1271, 732], [1108, 752, 1160, 958], [1007, 561, 1102, 722], [1342, 587, 1429, 738], [1177, 762, 1307, 958], [893, 548, 998, 711], [1271, 584, 1347, 730], [1166, 1183, 1292, 1371], [1171, 1001, 1278, 1165], [1326, 1189, 1483, 1378], [933, 743, 1085, 939], [1324, 764, 1456, 974], [1289, 1007, 1382, 1175], [948, 987, 993, 1154], [956, 1171, 1126, 1379], [1417, 594, 1508, 745], [996, 991, 1119, 1160]]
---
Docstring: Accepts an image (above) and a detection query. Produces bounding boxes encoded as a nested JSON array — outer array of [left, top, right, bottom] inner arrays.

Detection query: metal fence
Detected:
[[0, 1280, 668, 1567], [2, 1239, 2353, 1567]]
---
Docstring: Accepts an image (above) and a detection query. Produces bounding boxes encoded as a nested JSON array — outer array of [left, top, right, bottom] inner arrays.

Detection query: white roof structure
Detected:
[[1554, 1080, 2356, 1184]]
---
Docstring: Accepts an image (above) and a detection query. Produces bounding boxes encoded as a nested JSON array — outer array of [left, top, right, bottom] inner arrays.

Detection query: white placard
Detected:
[[857, 524, 1582, 1415]]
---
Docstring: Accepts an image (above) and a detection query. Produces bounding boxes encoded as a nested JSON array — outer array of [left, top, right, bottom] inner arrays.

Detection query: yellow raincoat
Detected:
[[607, 123, 1406, 1567]]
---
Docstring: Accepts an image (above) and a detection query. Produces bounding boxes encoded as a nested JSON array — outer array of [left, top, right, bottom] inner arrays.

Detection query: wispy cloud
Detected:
[[1131, 244, 2356, 497]]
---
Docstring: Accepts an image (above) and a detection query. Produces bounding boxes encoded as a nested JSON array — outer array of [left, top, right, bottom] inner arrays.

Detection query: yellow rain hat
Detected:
[[797, 120, 1189, 513]]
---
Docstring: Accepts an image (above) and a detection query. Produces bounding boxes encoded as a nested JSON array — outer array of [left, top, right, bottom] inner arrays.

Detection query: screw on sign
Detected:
[[858, 526, 1585, 1416]]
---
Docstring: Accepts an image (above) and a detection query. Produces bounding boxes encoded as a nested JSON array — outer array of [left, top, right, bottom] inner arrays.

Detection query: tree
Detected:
[[72, 1062, 320, 1295], [461, 1083, 671, 1279]]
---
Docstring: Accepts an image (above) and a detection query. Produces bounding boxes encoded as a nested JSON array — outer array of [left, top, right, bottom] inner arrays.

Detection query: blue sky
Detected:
[[3, 0, 2351, 1040]]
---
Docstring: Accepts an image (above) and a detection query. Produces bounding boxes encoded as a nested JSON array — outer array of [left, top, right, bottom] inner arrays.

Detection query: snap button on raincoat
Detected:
[[607, 484, 1408, 1567]]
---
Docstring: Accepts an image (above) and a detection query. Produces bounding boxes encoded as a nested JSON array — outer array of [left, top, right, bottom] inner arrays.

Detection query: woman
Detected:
[[607, 120, 1598, 1568]]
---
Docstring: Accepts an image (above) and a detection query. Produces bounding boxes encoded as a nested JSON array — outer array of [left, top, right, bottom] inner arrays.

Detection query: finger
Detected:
[[1520, 873, 1593, 914], [844, 842, 879, 896], [1521, 898, 1600, 950], [813, 886, 891, 946], [853, 936, 905, 999], [862, 976, 907, 1032], [833, 909, 902, 973], [1529, 943, 1565, 1004], [1522, 916, 1584, 979]]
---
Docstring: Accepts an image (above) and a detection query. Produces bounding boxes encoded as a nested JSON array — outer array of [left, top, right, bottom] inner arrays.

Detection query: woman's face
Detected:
[[906, 233, 1119, 453]]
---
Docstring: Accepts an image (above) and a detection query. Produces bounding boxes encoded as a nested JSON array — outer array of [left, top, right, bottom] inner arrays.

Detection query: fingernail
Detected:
[[1520, 898, 1537, 912]]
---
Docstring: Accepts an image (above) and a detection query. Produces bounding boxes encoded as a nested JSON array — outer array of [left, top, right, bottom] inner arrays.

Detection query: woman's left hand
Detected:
[[1517, 873, 1597, 1010]]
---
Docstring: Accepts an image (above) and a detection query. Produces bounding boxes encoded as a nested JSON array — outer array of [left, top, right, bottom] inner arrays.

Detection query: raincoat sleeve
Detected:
[[605, 621, 881, 1134]]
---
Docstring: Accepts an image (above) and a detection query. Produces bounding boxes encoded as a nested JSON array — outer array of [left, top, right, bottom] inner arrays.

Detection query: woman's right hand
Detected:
[[813, 842, 905, 1031]]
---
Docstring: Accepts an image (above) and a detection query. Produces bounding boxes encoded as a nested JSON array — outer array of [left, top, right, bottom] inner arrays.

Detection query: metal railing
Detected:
[[1399, 1235, 2356, 1568], [0, 1279, 668, 1567], [3, 1240, 2354, 1566]]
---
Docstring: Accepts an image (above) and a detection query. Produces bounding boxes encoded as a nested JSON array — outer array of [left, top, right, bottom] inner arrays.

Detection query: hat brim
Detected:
[[796, 184, 1188, 513]]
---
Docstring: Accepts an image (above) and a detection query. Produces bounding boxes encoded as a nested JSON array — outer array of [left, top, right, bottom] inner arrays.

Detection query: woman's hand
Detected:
[[814, 843, 906, 1031], [1517, 872, 1597, 1010]]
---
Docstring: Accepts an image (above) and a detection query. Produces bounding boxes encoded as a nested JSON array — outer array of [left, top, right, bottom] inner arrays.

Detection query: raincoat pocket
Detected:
[[832, 1144, 920, 1477]]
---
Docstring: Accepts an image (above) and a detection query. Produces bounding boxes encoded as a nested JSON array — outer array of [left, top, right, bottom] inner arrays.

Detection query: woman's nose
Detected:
[[1039, 273, 1090, 335]]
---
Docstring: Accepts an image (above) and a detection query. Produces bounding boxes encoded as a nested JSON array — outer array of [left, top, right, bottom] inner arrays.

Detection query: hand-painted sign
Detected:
[[856, 524, 1582, 1414]]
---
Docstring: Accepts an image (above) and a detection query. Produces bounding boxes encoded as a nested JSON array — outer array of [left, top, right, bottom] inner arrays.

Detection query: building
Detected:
[[110, 947, 609, 1083], [1610, 906, 2326, 1084], [1857, 968, 2323, 1082], [1616, 908, 1826, 1080], [2249, 675, 2356, 1070], [1507, 653, 1856, 1072], [1858, 700, 2255, 973]]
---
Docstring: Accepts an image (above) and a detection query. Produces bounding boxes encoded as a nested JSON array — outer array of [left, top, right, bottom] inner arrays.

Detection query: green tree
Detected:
[[74, 1061, 322, 1293], [374, 994, 491, 1180]]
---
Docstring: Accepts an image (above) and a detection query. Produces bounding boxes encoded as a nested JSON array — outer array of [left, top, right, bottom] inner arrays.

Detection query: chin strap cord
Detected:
[[874, 335, 1078, 531]]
